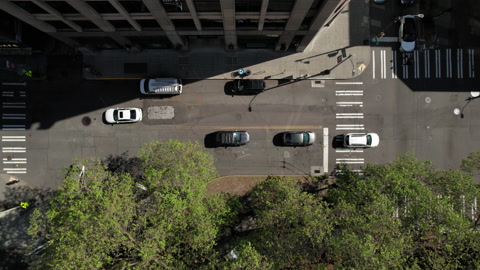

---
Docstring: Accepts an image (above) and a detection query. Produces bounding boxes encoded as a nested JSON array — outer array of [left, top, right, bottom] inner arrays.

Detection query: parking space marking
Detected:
[[336, 124, 365, 130]]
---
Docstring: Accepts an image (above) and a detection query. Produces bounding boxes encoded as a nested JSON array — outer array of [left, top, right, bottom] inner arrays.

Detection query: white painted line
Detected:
[[457, 48, 463, 79], [335, 169, 363, 173], [414, 51, 420, 78], [392, 50, 397, 79], [469, 49, 475, 78], [3, 158, 27, 164], [336, 113, 364, 119], [435, 49, 441, 78], [2, 147, 26, 153], [372, 50, 375, 79], [2, 102, 26, 108], [2, 136, 26, 142], [335, 90, 363, 96], [446, 49, 452, 78], [2, 125, 25, 130], [2, 113, 26, 120], [323, 127, 329, 174], [335, 149, 364, 153], [380, 50, 385, 79], [336, 102, 363, 107], [402, 52, 409, 79], [336, 124, 365, 130], [336, 158, 364, 164], [335, 82, 363, 85], [1, 82, 26, 86], [424, 50, 430, 78], [4, 168, 27, 174]]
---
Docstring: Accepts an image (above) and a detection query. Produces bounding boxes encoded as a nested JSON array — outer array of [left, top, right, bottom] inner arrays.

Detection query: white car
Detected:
[[398, 15, 417, 52], [105, 107, 142, 124], [343, 133, 380, 148]]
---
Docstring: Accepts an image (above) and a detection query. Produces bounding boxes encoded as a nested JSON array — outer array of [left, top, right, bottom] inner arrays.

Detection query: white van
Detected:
[[140, 78, 183, 95]]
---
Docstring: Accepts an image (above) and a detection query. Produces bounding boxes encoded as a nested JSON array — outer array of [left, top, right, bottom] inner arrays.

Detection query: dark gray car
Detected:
[[214, 131, 250, 146], [282, 131, 316, 146]]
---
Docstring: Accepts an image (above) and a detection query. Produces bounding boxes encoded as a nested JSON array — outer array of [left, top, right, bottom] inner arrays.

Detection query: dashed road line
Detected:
[[336, 124, 365, 130], [335, 90, 363, 96]]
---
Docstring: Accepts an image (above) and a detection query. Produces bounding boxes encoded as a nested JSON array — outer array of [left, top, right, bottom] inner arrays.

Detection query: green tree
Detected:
[[28, 140, 233, 269], [235, 177, 332, 268]]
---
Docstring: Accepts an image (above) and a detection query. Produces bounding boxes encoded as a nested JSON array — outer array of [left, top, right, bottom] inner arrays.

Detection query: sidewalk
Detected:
[[82, 0, 370, 81]]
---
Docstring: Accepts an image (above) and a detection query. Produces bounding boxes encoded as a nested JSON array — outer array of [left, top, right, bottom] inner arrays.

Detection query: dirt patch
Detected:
[[207, 175, 317, 196]]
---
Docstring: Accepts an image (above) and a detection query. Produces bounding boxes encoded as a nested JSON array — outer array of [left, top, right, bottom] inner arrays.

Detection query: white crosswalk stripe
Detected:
[[335, 90, 363, 96], [3, 168, 27, 174], [2, 136, 26, 142], [336, 113, 363, 119], [468, 49, 475, 78], [457, 48, 463, 79], [336, 124, 365, 130], [336, 101, 363, 107], [3, 158, 27, 164], [336, 158, 364, 164]]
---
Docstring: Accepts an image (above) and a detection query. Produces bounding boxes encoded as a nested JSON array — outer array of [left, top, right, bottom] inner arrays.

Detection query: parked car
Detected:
[[105, 107, 142, 124], [398, 15, 417, 52], [214, 131, 250, 146], [140, 78, 182, 95], [282, 131, 316, 146], [343, 133, 380, 148], [231, 79, 265, 95]]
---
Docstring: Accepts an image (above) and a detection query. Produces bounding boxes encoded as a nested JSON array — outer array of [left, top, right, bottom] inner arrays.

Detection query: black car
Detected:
[[231, 79, 266, 95], [208, 131, 250, 147]]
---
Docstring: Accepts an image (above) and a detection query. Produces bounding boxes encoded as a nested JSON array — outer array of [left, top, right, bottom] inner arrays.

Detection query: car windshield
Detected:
[[366, 135, 372, 145], [129, 110, 136, 119], [236, 80, 244, 91], [232, 132, 241, 143], [286, 133, 306, 144]]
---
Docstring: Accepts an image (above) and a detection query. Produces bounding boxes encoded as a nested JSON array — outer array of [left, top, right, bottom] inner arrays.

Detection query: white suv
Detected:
[[343, 133, 380, 148]]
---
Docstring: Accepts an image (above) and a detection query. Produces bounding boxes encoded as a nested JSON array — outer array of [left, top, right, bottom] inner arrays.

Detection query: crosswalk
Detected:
[[333, 81, 368, 171], [1, 84, 28, 174], [372, 48, 476, 80]]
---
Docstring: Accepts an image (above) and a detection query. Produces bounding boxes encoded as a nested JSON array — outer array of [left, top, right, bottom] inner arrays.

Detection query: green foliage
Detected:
[[28, 140, 230, 270]]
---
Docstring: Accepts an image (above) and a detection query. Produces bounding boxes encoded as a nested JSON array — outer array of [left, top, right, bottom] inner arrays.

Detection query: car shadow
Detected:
[[272, 132, 287, 146], [332, 134, 345, 149]]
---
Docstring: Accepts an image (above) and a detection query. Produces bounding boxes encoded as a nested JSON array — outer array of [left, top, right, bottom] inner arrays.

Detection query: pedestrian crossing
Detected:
[[1, 84, 28, 175], [371, 48, 476, 80]]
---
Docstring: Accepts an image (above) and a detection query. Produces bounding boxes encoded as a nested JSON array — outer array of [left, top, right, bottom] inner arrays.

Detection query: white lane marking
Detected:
[[2, 125, 25, 130], [414, 50, 420, 78], [402, 52, 409, 79], [335, 82, 363, 85], [2, 102, 26, 108], [392, 50, 397, 79], [336, 102, 363, 107], [3, 168, 27, 174], [469, 49, 475, 78], [372, 50, 376, 79], [336, 113, 364, 119], [2, 113, 26, 120], [335, 90, 363, 96], [323, 127, 329, 174], [457, 48, 463, 79], [445, 49, 452, 78], [336, 158, 364, 164], [435, 49, 441, 78], [335, 149, 364, 153], [424, 49, 430, 78], [380, 50, 386, 79], [2, 147, 26, 153], [3, 158, 27, 164], [2, 136, 26, 142], [336, 124, 365, 130]]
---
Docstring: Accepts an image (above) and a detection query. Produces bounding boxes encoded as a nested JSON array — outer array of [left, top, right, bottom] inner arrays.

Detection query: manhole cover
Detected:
[[425, 97, 431, 103], [82, 116, 91, 126]]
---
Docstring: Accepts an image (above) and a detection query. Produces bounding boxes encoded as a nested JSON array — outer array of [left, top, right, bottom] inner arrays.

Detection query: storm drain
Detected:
[[311, 80, 325, 88]]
